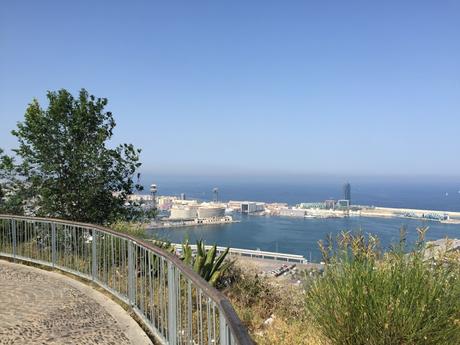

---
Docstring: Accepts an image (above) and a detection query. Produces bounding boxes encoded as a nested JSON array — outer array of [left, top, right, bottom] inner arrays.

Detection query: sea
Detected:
[[145, 176, 460, 262]]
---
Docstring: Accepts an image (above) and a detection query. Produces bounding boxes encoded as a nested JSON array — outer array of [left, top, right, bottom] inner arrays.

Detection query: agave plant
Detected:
[[152, 239, 175, 253], [182, 240, 233, 286]]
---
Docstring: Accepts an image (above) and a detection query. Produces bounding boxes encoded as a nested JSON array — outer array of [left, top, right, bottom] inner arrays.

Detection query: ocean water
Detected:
[[145, 177, 460, 261], [148, 215, 460, 262]]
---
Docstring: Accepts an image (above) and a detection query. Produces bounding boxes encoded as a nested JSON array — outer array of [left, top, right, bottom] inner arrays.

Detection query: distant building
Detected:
[[343, 183, 351, 204], [240, 201, 265, 214], [325, 199, 336, 209], [227, 201, 244, 211], [197, 205, 225, 218], [212, 188, 219, 202], [180, 193, 186, 200], [174, 199, 199, 206], [337, 199, 350, 209], [298, 202, 327, 209], [126, 194, 152, 202], [227, 201, 265, 213], [169, 201, 226, 220], [157, 196, 177, 210], [170, 204, 199, 219]]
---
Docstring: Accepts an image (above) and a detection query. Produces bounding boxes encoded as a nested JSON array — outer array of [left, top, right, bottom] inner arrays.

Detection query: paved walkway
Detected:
[[0, 260, 152, 345]]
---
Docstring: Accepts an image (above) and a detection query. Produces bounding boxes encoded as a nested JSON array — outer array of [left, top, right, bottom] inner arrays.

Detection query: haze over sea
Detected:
[[143, 175, 460, 211], [146, 176, 460, 261]]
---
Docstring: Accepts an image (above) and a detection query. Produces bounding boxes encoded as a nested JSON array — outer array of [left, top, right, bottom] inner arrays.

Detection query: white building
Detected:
[[197, 204, 226, 218], [169, 201, 226, 220], [126, 194, 153, 202], [169, 200, 200, 219], [157, 196, 177, 210], [240, 201, 265, 214]]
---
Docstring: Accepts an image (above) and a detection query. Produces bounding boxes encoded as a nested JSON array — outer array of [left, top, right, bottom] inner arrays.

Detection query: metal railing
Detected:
[[0, 215, 253, 345]]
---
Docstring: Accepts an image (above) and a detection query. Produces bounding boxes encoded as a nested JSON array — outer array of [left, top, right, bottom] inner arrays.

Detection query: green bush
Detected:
[[111, 221, 147, 239], [306, 229, 460, 345]]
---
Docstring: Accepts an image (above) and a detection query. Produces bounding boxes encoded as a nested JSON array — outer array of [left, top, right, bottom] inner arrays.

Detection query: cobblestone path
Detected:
[[0, 260, 152, 345]]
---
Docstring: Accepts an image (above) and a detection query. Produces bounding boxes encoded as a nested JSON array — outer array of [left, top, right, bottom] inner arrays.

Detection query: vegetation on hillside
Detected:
[[222, 229, 460, 345], [224, 264, 322, 345], [306, 228, 460, 345], [114, 224, 460, 344], [111, 221, 149, 239]]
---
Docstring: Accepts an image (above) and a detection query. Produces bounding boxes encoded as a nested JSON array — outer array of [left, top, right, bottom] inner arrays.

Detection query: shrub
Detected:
[[223, 263, 310, 340], [306, 229, 460, 345], [111, 221, 147, 239]]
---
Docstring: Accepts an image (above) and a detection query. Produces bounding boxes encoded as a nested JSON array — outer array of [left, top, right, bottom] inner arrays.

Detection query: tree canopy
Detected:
[[0, 148, 31, 214], [0, 89, 143, 224]]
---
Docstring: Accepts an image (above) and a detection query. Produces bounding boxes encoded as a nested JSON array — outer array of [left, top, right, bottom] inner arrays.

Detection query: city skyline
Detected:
[[1, 1, 459, 177]]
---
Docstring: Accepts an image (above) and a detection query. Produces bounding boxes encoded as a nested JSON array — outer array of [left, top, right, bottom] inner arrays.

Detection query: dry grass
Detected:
[[256, 318, 325, 345], [223, 261, 325, 345]]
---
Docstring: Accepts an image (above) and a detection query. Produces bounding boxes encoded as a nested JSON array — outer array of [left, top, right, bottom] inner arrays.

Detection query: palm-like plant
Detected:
[[182, 240, 233, 286]]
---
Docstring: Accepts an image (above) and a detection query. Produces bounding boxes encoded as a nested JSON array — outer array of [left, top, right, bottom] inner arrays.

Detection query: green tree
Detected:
[[7, 88, 143, 224], [0, 148, 30, 214]]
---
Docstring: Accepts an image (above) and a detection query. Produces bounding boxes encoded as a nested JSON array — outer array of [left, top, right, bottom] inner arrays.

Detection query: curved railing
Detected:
[[0, 215, 253, 345]]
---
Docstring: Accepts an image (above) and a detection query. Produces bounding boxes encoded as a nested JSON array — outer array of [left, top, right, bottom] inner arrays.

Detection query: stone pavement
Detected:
[[0, 260, 152, 345]]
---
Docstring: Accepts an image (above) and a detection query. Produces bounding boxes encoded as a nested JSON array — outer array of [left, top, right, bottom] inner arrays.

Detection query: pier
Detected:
[[171, 243, 308, 264]]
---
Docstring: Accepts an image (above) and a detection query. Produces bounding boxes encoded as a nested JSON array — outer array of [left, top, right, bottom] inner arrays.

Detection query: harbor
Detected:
[[147, 213, 460, 262], [133, 182, 460, 262], [128, 185, 460, 229]]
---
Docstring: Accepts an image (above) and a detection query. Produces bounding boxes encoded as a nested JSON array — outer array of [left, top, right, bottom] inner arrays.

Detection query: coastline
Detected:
[[357, 207, 460, 224], [147, 208, 460, 263], [270, 204, 460, 224]]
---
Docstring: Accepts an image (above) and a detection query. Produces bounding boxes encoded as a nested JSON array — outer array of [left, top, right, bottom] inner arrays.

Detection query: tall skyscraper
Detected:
[[343, 182, 351, 205], [212, 187, 219, 202]]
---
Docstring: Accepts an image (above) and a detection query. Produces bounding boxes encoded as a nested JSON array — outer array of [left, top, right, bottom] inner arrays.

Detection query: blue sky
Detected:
[[1, 1, 459, 178]]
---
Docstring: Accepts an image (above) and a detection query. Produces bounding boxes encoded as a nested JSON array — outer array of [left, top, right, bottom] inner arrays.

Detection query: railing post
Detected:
[[92, 229, 97, 281], [128, 240, 135, 305], [220, 313, 229, 345], [167, 261, 177, 345], [12, 219, 16, 260], [51, 222, 56, 267]]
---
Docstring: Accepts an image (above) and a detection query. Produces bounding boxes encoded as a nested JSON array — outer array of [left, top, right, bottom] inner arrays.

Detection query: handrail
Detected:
[[0, 214, 253, 345]]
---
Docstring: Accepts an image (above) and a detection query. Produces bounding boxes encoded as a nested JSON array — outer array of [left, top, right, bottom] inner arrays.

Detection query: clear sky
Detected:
[[1, 1, 459, 178]]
